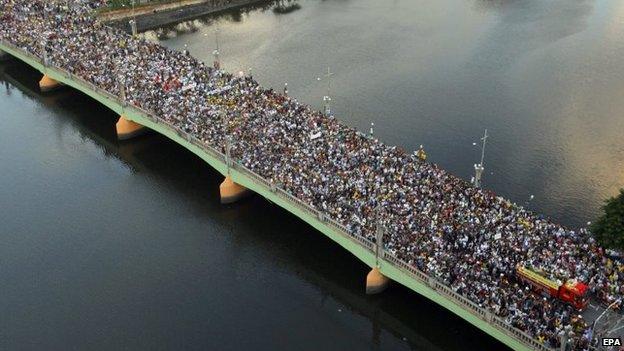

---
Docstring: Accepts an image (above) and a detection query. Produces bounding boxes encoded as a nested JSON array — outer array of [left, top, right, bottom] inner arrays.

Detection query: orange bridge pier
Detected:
[[116, 115, 148, 140], [366, 267, 390, 294], [220, 176, 251, 204], [39, 74, 64, 92]]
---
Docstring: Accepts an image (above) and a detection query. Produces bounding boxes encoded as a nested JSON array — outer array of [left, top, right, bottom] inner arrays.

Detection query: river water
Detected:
[[2, 0, 624, 349]]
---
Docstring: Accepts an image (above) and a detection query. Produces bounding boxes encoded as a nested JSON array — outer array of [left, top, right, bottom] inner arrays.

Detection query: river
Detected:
[[2, 0, 623, 349]]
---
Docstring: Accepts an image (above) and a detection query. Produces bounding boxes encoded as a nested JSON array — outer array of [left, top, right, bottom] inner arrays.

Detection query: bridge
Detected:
[[0, 37, 553, 351], [0, 0, 596, 350]]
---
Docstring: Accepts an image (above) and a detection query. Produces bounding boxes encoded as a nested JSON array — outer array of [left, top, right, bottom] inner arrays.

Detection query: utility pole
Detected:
[[225, 136, 232, 175], [559, 332, 567, 351], [41, 6, 50, 67], [41, 39, 49, 67], [129, 0, 137, 37], [555, 323, 574, 351], [322, 67, 333, 116], [375, 205, 385, 266], [117, 74, 126, 104], [224, 110, 233, 175], [213, 28, 220, 69], [473, 129, 488, 188]]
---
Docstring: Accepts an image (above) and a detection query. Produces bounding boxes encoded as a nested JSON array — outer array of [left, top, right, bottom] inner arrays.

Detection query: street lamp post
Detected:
[[129, 0, 137, 37], [225, 136, 233, 174], [559, 331, 567, 351], [224, 109, 234, 175], [320, 67, 333, 116], [41, 39, 49, 67], [473, 129, 488, 188], [375, 221, 385, 266], [129, 20, 137, 37], [375, 205, 385, 267], [213, 28, 220, 69], [118, 74, 126, 104]]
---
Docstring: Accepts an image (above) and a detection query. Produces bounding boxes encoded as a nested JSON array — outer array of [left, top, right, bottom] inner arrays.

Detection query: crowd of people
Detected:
[[1, 1, 623, 349]]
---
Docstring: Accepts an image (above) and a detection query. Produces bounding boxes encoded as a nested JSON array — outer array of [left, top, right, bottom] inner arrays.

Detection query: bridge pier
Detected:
[[116, 115, 148, 140], [220, 176, 251, 204], [39, 74, 64, 92], [366, 267, 390, 294]]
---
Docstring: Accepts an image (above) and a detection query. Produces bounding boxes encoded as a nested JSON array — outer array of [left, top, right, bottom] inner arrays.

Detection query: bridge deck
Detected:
[[0, 40, 544, 350]]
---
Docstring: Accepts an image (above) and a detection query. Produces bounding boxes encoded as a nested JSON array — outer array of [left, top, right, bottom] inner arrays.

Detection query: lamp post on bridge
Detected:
[[375, 204, 385, 267], [129, 20, 137, 37], [117, 74, 126, 104], [213, 28, 221, 69], [41, 39, 49, 67], [128, 0, 138, 37], [225, 136, 233, 175], [559, 324, 574, 351], [473, 129, 488, 188], [317, 67, 333, 116], [224, 110, 234, 175], [40, 6, 50, 67]]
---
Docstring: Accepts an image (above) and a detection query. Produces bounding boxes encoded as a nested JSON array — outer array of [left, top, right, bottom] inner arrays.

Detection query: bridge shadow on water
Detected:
[[0, 60, 509, 351]]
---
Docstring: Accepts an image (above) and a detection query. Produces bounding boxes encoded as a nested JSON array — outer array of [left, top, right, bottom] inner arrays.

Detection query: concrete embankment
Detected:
[[100, 0, 271, 32]]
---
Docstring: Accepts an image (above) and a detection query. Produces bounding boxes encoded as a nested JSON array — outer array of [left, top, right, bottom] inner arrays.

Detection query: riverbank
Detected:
[[99, 1, 206, 18], [99, 0, 271, 32]]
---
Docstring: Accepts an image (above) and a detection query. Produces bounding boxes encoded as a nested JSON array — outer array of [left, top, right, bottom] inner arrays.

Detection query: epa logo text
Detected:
[[602, 337, 622, 346]]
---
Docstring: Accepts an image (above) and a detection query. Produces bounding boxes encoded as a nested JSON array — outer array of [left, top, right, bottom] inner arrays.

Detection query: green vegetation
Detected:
[[591, 189, 624, 250]]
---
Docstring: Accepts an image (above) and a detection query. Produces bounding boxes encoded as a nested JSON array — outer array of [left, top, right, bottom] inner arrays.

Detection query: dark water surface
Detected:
[[2, 0, 624, 349]]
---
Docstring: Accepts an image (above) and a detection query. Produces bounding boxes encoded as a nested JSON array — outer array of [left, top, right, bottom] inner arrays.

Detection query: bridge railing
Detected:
[[0, 38, 553, 351]]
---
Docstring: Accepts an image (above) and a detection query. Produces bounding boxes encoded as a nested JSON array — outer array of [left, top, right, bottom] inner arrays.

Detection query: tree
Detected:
[[591, 189, 624, 250]]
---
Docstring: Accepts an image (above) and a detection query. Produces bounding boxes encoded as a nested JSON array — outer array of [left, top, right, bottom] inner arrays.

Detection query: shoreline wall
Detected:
[[100, 0, 271, 32]]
